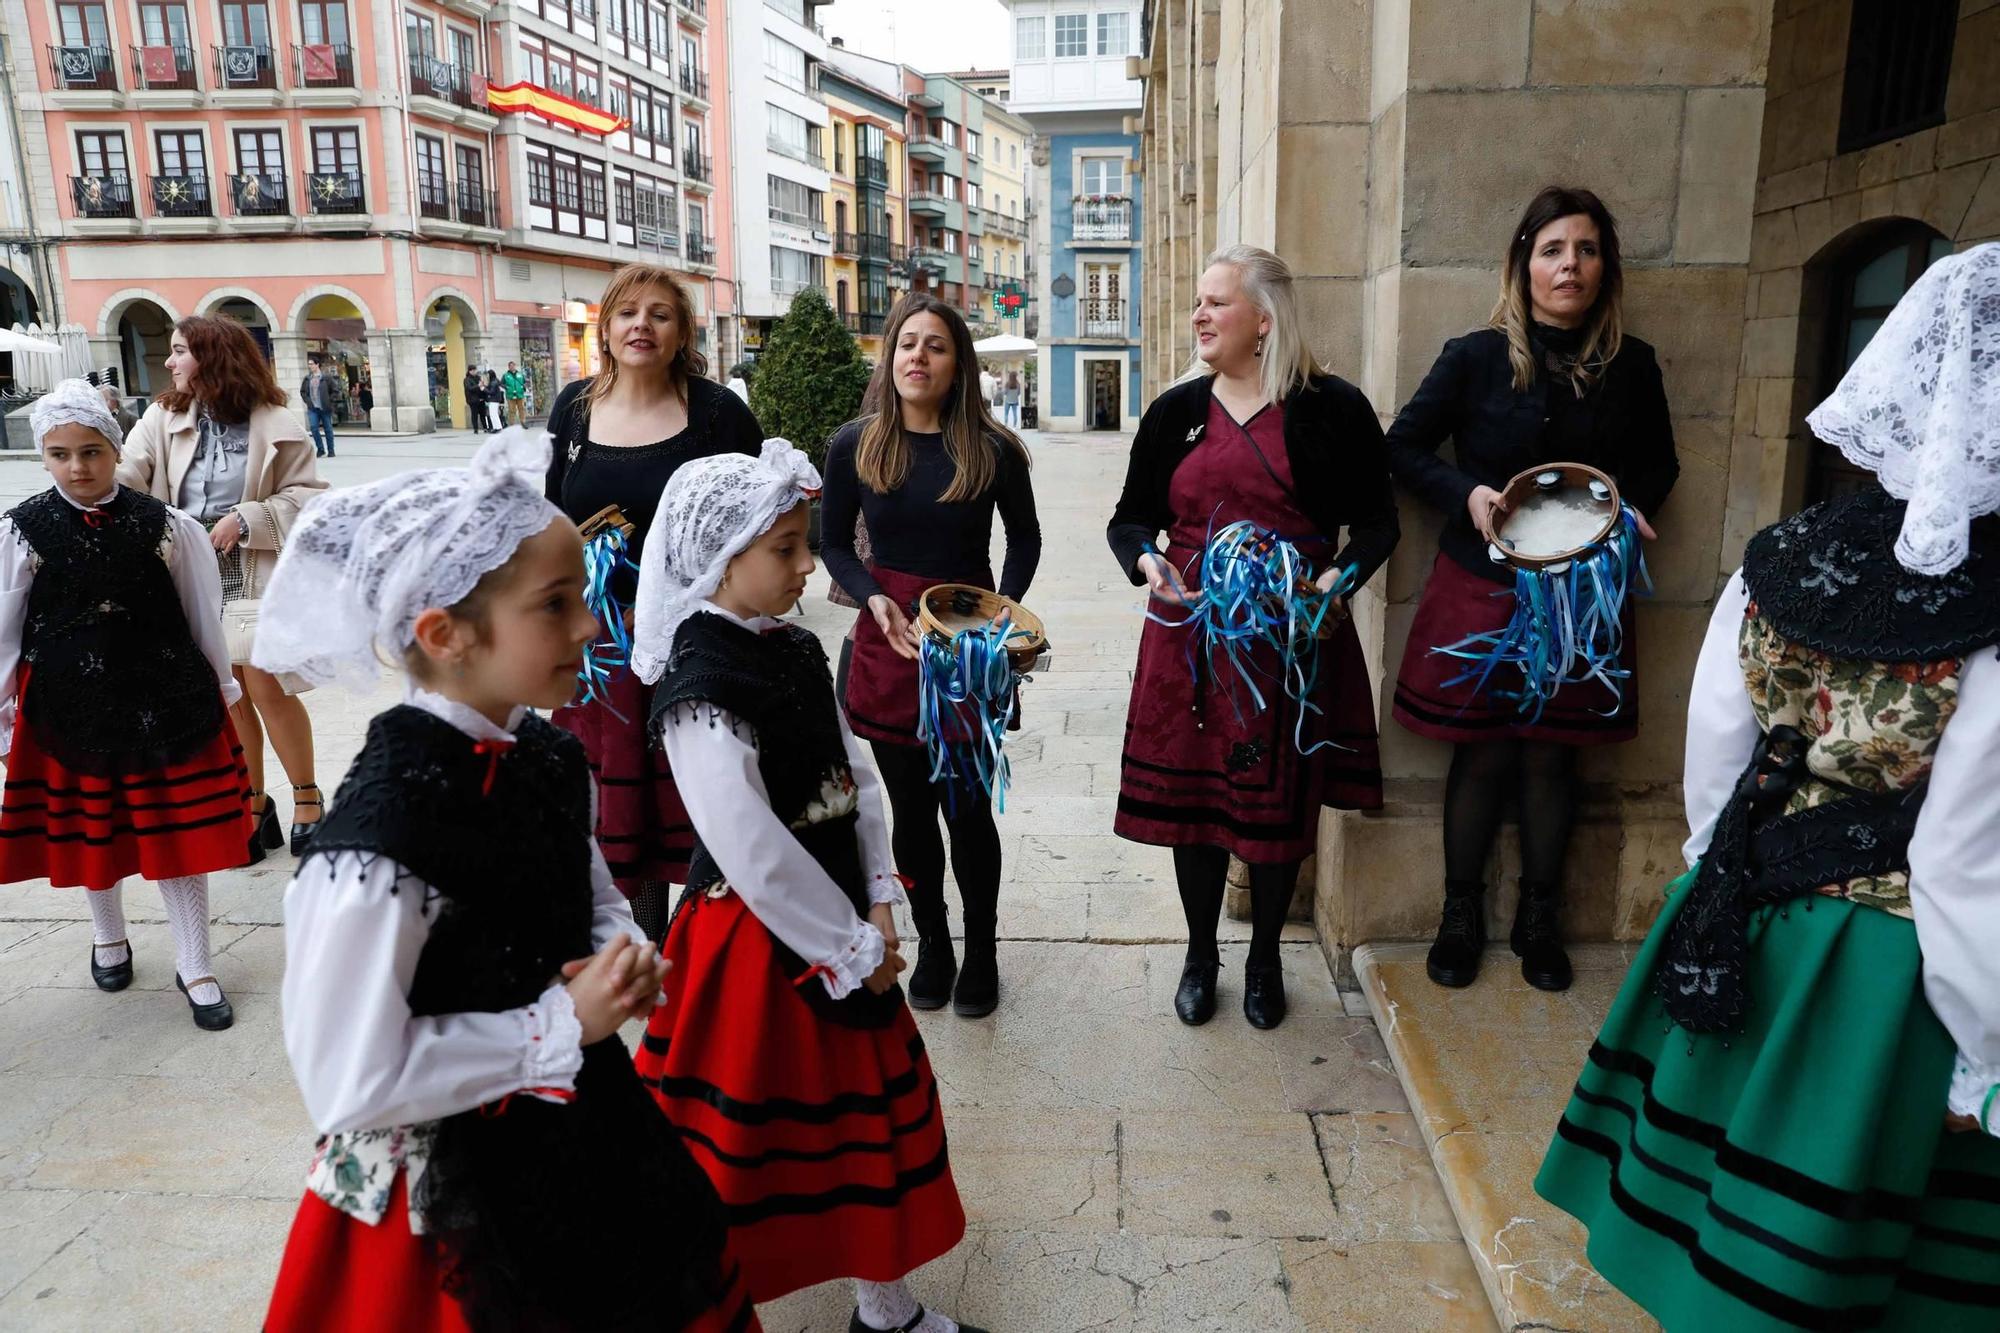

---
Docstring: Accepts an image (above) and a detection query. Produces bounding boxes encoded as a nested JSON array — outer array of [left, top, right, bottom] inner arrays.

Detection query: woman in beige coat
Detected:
[[118, 316, 329, 863]]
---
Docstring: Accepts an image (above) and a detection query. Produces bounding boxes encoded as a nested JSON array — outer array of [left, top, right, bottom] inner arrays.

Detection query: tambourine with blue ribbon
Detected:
[[574, 503, 638, 712], [914, 585, 1048, 812]]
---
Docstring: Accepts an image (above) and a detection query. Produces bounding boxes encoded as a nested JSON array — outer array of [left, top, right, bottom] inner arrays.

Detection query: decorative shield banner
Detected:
[[57, 46, 97, 81]]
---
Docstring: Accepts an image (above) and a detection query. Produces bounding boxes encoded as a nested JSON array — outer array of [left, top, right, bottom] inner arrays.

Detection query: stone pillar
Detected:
[[369, 330, 437, 433], [269, 334, 311, 415]]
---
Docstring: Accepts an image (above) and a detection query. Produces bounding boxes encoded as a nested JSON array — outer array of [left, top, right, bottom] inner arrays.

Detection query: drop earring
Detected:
[[1254, 333, 1265, 358]]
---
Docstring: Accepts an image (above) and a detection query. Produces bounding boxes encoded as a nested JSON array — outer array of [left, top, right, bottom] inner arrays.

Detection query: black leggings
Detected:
[[1173, 845, 1297, 969], [1442, 739, 1577, 886], [868, 741, 1002, 952]]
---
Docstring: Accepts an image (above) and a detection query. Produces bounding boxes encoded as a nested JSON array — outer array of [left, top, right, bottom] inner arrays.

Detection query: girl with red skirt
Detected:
[[820, 294, 1040, 1020], [257, 430, 751, 1332], [1386, 187, 1678, 994], [630, 442, 983, 1333], [0, 380, 251, 1031], [545, 263, 763, 940], [1108, 247, 1400, 1031]]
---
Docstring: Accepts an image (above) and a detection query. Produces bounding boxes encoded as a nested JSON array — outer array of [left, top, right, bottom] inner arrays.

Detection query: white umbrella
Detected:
[[973, 333, 1036, 359], [0, 327, 64, 356]]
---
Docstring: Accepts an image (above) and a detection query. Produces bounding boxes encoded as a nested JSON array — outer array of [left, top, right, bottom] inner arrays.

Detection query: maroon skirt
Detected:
[[1114, 591, 1382, 866], [552, 667, 693, 893], [1392, 551, 1639, 746], [842, 564, 995, 750]]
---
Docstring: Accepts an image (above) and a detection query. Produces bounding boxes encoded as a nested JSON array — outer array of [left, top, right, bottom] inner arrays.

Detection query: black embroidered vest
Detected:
[[653, 612, 898, 1027], [10, 488, 223, 773], [1660, 488, 2000, 1033]]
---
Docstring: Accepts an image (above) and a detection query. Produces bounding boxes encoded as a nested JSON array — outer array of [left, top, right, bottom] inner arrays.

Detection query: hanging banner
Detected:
[[485, 81, 629, 136]]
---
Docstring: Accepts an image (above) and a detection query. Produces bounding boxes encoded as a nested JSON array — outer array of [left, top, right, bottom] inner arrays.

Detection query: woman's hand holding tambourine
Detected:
[[867, 594, 922, 661], [1466, 485, 1509, 545], [1631, 509, 1658, 541], [1313, 565, 1350, 633], [1138, 551, 1197, 606]]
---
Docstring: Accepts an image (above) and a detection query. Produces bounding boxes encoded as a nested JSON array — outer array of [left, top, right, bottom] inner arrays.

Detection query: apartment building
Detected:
[[820, 58, 907, 361]]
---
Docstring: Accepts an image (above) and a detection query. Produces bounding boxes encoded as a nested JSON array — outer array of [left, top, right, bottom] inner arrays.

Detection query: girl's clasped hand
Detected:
[[559, 935, 672, 1042]]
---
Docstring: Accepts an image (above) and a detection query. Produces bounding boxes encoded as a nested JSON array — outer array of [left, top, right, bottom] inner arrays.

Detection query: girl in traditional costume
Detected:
[[0, 379, 251, 1030], [630, 441, 984, 1333], [257, 431, 751, 1332], [1535, 243, 2000, 1328]]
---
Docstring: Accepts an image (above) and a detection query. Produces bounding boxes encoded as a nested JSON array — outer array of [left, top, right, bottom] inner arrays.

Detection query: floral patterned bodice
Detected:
[[1738, 599, 1963, 917]]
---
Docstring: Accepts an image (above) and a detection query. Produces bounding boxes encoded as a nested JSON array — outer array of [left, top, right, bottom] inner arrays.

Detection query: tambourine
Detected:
[[577, 503, 636, 544], [916, 584, 1049, 672], [1489, 463, 1621, 573]]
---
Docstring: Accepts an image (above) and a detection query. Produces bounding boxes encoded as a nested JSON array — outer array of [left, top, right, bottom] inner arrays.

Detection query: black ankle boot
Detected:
[[1426, 879, 1486, 988], [1243, 961, 1287, 1029], [1174, 952, 1220, 1025], [952, 930, 998, 1017], [906, 931, 956, 1011], [1511, 878, 1572, 992]]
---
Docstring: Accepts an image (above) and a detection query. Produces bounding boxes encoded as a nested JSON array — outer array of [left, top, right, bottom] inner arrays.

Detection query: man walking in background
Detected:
[[299, 358, 337, 458], [503, 361, 527, 426]]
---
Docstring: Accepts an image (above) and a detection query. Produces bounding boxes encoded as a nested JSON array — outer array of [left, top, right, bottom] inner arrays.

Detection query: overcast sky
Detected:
[[820, 0, 1011, 73]]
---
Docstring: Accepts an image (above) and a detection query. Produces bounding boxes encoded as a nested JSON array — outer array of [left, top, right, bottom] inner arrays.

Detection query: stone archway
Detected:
[[423, 288, 483, 429], [201, 289, 279, 362], [106, 294, 178, 396], [296, 290, 374, 427]]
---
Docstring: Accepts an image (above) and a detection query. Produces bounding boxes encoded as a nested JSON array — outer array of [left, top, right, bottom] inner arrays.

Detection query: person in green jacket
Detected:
[[502, 361, 527, 426]]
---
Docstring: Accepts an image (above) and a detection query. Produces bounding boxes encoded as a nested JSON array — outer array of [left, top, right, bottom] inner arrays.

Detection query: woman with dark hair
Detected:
[[545, 262, 763, 940], [119, 315, 329, 862], [1386, 186, 1679, 993], [821, 293, 1041, 1019]]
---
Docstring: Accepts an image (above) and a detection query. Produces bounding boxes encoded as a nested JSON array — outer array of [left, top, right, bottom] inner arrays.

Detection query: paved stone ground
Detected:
[[0, 428, 1495, 1331]]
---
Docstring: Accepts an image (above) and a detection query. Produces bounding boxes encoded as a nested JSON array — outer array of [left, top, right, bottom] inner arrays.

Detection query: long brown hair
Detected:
[[586, 262, 708, 410], [155, 315, 288, 423], [855, 293, 1027, 501], [1490, 186, 1625, 394]]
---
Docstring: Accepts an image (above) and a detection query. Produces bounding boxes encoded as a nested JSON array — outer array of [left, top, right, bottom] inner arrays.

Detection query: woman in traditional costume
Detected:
[[1387, 186, 1679, 993], [1535, 242, 2000, 1330], [1107, 245, 1399, 1030]]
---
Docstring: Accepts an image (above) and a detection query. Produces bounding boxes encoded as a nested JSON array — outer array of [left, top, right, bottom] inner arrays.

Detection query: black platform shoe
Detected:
[[1174, 955, 1220, 1026], [1243, 962, 1287, 1029], [176, 973, 235, 1031], [951, 943, 998, 1018], [289, 783, 324, 858], [90, 940, 133, 992], [245, 792, 275, 866], [1425, 880, 1487, 988], [906, 931, 956, 1011], [1511, 878, 1573, 992], [848, 1305, 990, 1333]]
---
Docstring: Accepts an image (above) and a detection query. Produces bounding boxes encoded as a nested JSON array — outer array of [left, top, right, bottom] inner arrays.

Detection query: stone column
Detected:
[[268, 334, 311, 414], [367, 330, 437, 433]]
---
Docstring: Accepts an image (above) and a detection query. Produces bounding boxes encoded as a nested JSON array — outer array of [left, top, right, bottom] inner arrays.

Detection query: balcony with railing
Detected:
[[679, 67, 710, 103], [907, 132, 949, 163], [457, 182, 497, 228], [676, 0, 707, 23], [70, 174, 135, 219], [908, 190, 952, 217], [685, 233, 714, 266], [211, 42, 278, 90], [682, 151, 713, 187], [150, 172, 211, 217], [1082, 298, 1126, 338], [48, 43, 118, 93], [226, 171, 288, 217], [1071, 197, 1132, 243], [417, 170, 451, 220], [833, 230, 861, 257], [130, 42, 199, 91], [293, 42, 355, 90], [408, 54, 489, 115], [301, 169, 366, 217], [858, 154, 889, 187]]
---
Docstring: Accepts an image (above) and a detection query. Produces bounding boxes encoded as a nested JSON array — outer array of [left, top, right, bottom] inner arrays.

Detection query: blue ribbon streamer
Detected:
[[575, 525, 636, 716], [1429, 505, 1651, 722], [917, 618, 1036, 814], [1144, 517, 1357, 756]]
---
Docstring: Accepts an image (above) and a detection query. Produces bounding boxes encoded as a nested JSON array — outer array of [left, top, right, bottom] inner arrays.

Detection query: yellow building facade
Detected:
[[822, 64, 912, 364], [976, 104, 1033, 336]]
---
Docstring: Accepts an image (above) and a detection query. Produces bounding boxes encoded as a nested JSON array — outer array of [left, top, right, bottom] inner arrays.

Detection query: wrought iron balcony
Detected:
[[686, 233, 714, 266], [682, 151, 713, 184], [457, 182, 497, 228], [70, 173, 135, 219], [130, 42, 198, 90], [678, 67, 709, 102], [302, 169, 366, 215], [417, 170, 451, 220], [408, 54, 488, 111], [1082, 298, 1126, 338], [150, 171, 212, 217], [48, 43, 117, 91], [226, 171, 289, 216], [212, 41, 278, 89], [293, 42, 355, 88], [1071, 197, 1132, 242]]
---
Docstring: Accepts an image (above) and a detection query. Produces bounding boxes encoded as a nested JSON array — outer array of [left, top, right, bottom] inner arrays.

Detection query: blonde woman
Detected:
[[544, 263, 763, 938], [1106, 245, 1399, 1030], [1386, 186, 1679, 995]]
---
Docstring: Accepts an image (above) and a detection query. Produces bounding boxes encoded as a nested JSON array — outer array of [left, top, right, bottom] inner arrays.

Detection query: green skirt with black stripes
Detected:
[[1535, 869, 2000, 1331]]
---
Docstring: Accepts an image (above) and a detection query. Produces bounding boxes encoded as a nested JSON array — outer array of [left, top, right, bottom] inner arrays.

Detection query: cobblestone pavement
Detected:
[[0, 428, 1493, 1331]]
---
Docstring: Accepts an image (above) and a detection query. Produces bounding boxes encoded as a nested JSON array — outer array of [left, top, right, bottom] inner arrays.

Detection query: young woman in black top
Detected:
[[822, 293, 1041, 1019], [544, 263, 763, 938], [1386, 187, 1679, 994]]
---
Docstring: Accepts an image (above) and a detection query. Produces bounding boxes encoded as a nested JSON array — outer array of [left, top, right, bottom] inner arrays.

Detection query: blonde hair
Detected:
[[586, 263, 708, 410], [1490, 186, 1625, 394], [855, 293, 1028, 502], [1179, 244, 1321, 405]]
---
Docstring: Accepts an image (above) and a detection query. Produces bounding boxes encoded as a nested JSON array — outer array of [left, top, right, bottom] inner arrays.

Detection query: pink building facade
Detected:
[[3, 0, 735, 431]]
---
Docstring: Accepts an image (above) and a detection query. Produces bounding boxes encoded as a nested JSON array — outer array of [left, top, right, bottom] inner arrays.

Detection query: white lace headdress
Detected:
[[251, 428, 563, 687], [31, 378, 123, 454], [632, 437, 819, 683], [1806, 242, 2000, 575]]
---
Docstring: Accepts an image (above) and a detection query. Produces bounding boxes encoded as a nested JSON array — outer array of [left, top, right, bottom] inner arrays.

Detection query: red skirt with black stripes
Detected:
[[636, 887, 967, 1302], [552, 668, 694, 894], [0, 688, 251, 891]]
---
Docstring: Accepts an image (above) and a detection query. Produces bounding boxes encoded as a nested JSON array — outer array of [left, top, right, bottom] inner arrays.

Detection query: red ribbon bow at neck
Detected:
[[471, 737, 514, 796]]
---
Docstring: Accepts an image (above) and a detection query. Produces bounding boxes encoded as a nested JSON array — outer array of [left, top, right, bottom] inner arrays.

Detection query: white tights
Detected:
[[88, 877, 220, 1004], [853, 1279, 960, 1333]]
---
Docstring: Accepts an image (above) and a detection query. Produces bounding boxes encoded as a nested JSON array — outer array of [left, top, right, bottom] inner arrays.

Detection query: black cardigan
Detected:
[[1385, 327, 1679, 583], [541, 374, 764, 501], [1105, 372, 1400, 589]]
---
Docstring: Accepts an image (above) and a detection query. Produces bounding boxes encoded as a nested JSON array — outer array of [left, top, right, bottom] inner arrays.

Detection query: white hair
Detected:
[[1178, 244, 1321, 406]]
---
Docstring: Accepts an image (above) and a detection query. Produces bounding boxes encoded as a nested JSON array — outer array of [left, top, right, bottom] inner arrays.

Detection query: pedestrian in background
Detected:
[[356, 376, 373, 418], [299, 358, 337, 457], [502, 359, 526, 425], [463, 365, 485, 433], [1003, 369, 1022, 428], [481, 369, 506, 431]]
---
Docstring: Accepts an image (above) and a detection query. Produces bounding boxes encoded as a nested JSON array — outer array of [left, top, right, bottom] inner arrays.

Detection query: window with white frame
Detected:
[[965, 129, 980, 160], [1096, 10, 1128, 56], [763, 32, 807, 92], [766, 173, 821, 228], [767, 104, 819, 164], [1080, 155, 1125, 197], [769, 244, 821, 294], [1053, 13, 1088, 57], [1015, 15, 1044, 60]]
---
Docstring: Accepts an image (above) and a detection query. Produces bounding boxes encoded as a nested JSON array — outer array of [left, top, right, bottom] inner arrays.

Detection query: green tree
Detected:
[[748, 287, 872, 472]]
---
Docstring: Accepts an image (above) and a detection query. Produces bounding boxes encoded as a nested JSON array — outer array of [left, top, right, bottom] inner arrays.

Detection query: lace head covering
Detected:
[[251, 428, 563, 687], [1806, 242, 2000, 575], [632, 438, 818, 682], [31, 378, 123, 454]]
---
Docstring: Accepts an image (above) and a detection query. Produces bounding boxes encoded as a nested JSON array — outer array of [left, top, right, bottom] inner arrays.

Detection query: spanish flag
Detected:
[[486, 81, 629, 136]]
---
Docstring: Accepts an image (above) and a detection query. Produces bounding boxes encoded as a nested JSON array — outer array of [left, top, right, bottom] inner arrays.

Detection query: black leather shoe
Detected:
[[176, 974, 235, 1031], [1174, 956, 1220, 1025], [1511, 879, 1573, 992], [90, 940, 133, 992], [952, 947, 998, 1018], [906, 932, 956, 1011], [848, 1305, 990, 1333], [289, 783, 323, 858], [245, 792, 269, 867], [1243, 962, 1287, 1029], [1426, 881, 1487, 988]]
